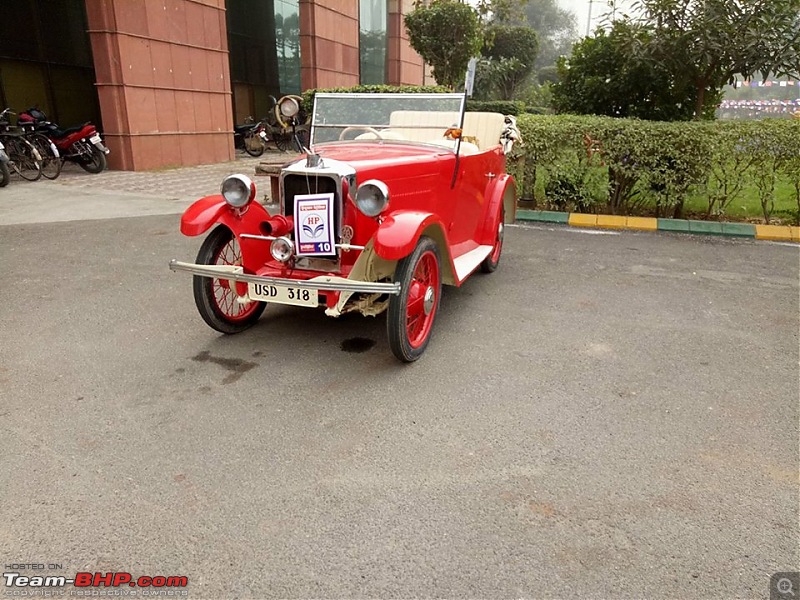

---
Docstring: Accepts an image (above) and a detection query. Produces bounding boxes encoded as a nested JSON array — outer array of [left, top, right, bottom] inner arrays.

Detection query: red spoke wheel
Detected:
[[192, 226, 266, 334], [480, 206, 504, 273], [387, 236, 442, 362]]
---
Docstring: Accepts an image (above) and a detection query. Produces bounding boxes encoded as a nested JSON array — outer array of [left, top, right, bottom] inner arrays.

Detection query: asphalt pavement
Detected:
[[0, 159, 798, 599]]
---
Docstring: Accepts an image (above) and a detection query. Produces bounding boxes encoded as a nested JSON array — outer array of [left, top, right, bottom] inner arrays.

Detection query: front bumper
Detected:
[[168, 260, 401, 295]]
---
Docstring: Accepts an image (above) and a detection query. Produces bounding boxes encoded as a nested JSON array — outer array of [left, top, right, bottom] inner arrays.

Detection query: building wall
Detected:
[[83, 0, 426, 171], [85, 0, 234, 170], [299, 0, 360, 90], [387, 0, 425, 85]]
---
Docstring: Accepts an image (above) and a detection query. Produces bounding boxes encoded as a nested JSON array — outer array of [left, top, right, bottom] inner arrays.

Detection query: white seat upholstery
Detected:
[[387, 110, 506, 152]]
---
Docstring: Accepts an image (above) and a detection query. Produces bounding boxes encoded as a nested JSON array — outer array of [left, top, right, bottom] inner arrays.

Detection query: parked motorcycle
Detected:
[[233, 117, 269, 157], [18, 108, 109, 173]]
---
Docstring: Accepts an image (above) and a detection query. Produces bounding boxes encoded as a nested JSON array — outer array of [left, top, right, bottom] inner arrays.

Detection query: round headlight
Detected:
[[270, 236, 294, 262], [355, 180, 389, 217], [221, 174, 255, 208], [279, 97, 300, 118]]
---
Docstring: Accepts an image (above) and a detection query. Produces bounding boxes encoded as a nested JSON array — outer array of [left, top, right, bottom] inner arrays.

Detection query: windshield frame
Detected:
[[310, 92, 467, 149]]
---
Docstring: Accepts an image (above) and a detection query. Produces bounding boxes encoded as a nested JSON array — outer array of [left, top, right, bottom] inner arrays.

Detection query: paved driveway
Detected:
[[0, 173, 797, 598]]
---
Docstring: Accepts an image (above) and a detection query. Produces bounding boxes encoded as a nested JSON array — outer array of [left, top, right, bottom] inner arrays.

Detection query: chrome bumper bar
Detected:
[[169, 260, 401, 295]]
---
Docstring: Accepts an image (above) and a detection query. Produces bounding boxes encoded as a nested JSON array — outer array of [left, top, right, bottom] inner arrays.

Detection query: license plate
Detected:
[[248, 282, 318, 307], [89, 134, 101, 144]]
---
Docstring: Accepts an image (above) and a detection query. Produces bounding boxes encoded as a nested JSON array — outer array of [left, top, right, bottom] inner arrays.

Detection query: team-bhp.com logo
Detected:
[[4, 571, 188, 592]]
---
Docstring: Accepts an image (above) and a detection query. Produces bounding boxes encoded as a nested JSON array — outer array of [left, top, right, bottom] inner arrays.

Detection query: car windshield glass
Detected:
[[311, 93, 465, 146]]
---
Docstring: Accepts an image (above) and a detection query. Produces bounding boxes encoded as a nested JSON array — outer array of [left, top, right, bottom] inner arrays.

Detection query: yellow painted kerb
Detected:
[[626, 216, 658, 231], [755, 225, 794, 241], [596, 215, 627, 229], [568, 213, 598, 227]]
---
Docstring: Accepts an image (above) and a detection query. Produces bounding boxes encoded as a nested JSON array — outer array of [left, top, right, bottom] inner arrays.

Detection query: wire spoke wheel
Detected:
[[387, 236, 442, 362], [5, 137, 42, 181], [192, 226, 266, 334], [480, 206, 505, 273], [29, 133, 62, 180]]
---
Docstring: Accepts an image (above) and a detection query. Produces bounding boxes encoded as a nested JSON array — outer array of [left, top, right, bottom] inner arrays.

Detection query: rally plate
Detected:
[[247, 282, 318, 307]]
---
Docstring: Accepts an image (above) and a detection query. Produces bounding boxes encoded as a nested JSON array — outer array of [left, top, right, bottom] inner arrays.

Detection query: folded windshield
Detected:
[[310, 93, 465, 146]]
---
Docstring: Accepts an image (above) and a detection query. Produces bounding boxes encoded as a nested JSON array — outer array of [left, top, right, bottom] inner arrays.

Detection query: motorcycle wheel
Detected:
[[243, 132, 265, 157], [0, 160, 9, 187], [79, 146, 107, 174]]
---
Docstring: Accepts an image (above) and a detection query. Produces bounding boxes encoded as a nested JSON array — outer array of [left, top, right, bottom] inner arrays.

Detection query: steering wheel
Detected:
[[339, 126, 384, 141]]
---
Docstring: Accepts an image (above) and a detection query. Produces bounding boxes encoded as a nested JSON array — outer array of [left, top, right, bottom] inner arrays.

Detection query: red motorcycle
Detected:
[[18, 108, 109, 173]]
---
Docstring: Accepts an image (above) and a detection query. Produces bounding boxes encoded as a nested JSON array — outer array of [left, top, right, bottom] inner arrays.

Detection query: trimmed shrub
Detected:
[[514, 114, 800, 223]]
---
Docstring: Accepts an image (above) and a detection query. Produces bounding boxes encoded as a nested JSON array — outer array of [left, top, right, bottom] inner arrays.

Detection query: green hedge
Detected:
[[513, 115, 800, 224], [301, 84, 450, 114]]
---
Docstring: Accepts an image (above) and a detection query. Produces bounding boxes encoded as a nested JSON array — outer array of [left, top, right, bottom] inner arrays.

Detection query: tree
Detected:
[[405, 0, 483, 89], [522, 0, 578, 69], [480, 24, 540, 99], [624, 0, 800, 118], [551, 22, 703, 121]]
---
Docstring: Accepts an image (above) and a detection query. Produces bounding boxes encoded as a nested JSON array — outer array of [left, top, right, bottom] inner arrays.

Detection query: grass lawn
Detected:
[[683, 178, 798, 224], [520, 165, 800, 225]]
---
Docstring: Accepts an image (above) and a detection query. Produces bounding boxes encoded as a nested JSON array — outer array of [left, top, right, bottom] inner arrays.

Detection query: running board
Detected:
[[452, 245, 493, 282]]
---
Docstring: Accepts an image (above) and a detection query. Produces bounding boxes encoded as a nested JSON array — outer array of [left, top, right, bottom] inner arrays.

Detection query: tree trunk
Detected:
[[694, 84, 706, 120]]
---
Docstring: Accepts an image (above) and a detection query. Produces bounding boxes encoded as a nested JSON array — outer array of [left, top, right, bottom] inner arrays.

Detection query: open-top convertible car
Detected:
[[169, 93, 517, 361]]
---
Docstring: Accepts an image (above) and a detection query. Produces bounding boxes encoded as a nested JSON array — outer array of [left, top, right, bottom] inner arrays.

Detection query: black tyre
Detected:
[[243, 131, 265, 157], [192, 226, 266, 334], [79, 146, 107, 173], [387, 236, 442, 362], [29, 133, 62, 180], [6, 137, 42, 181], [480, 206, 504, 273], [0, 159, 9, 187]]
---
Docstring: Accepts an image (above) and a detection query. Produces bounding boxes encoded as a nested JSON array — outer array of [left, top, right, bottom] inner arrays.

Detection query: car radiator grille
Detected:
[[282, 173, 340, 260]]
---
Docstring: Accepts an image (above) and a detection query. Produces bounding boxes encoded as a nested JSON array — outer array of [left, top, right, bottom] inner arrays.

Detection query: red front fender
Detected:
[[373, 211, 458, 285], [180, 195, 270, 237], [373, 211, 448, 260]]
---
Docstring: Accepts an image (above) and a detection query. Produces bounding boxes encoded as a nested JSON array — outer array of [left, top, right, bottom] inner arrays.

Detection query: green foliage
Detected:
[[521, 0, 577, 69], [622, 0, 800, 118], [466, 100, 526, 115], [552, 22, 703, 121], [478, 24, 539, 100], [513, 113, 800, 223], [404, 0, 483, 89]]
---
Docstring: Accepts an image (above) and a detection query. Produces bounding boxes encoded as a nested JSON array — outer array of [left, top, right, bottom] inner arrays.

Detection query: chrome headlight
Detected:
[[221, 174, 255, 208], [355, 179, 389, 217], [279, 96, 300, 118], [270, 236, 294, 262]]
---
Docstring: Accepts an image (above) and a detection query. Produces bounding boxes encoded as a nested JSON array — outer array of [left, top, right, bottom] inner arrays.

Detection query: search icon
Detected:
[[778, 578, 795, 596]]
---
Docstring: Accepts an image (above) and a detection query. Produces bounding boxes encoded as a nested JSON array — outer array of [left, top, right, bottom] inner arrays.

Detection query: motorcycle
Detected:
[[18, 108, 109, 173], [233, 117, 269, 157]]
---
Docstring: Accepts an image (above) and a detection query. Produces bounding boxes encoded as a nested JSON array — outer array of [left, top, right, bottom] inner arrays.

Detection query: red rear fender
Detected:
[[477, 174, 516, 244]]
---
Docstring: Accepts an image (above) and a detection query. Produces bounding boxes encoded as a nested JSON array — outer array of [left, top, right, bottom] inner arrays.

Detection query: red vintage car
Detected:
[[169, 93, 517, 361]]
